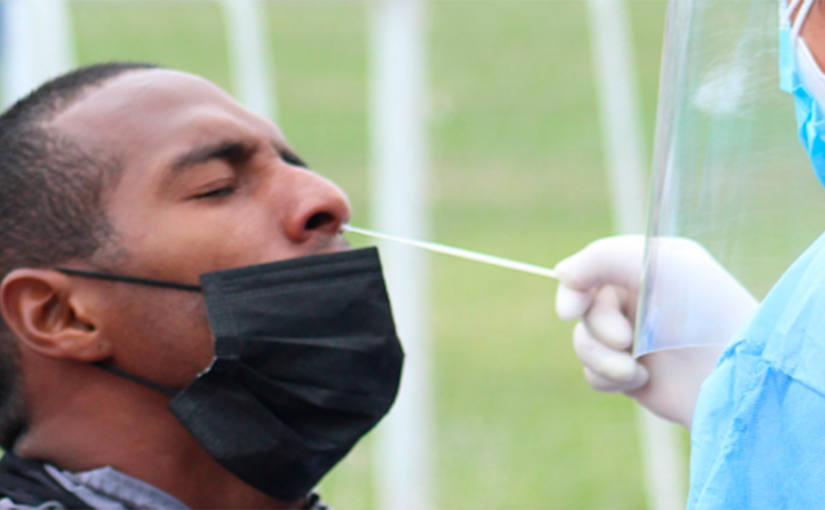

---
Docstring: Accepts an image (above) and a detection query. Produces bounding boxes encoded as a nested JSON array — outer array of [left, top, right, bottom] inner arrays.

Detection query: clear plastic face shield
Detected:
[[633, 0, 825, 357]]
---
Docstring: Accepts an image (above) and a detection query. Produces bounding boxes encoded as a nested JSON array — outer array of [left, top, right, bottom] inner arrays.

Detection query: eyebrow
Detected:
[[171, 141, 252, 172], [170, 141, 308, 174]]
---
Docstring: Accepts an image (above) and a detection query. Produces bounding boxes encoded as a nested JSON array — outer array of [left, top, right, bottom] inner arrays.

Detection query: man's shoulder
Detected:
[[0, 453, 88, 510]]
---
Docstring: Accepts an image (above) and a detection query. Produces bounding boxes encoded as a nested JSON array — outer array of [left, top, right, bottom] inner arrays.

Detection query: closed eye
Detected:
[[192, 186, 237, 199]]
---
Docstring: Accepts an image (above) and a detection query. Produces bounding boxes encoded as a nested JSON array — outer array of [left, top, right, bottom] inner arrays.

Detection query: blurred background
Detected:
[[4, 1, 672, 508]]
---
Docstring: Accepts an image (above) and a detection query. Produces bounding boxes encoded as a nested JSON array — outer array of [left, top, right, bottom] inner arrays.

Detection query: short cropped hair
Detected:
[[0, 62, 159, 448]]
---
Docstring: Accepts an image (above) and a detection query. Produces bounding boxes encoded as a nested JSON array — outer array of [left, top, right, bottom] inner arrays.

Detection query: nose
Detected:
[[282, 166, 352, 244]]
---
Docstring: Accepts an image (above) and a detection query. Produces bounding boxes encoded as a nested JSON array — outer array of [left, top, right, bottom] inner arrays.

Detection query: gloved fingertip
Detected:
[[634, 362, 650, 387], [553, 256, 573, 276], [583, 367, 622, 393], [599, 357, 638, 382], [593, 315, 633, 350], [556, 285, 594, 320], [553, 257, 583, 288]]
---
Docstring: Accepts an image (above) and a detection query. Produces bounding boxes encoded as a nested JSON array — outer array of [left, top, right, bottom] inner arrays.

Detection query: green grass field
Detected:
[[71, 1, 670, 508]]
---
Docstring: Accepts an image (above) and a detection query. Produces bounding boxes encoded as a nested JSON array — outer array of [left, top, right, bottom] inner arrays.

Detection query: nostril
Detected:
[[305, 212, 335, 231]]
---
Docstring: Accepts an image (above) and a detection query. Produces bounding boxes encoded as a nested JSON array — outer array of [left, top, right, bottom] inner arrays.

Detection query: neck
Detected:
[[15, 352, 305, 510]]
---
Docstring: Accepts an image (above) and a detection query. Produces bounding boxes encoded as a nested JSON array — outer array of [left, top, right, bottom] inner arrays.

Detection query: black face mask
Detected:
[[57, 247, 404, 502]]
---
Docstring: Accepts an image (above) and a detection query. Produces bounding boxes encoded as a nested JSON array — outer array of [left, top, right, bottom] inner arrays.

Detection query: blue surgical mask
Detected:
[[780, 0, 825, 188]]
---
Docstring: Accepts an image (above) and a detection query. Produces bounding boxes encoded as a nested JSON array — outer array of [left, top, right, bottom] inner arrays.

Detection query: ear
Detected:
[[0, 269, 112, 362]]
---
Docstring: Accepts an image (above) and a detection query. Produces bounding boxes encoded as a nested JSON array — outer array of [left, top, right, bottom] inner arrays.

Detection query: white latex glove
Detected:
[[555, 236, 758, 428]]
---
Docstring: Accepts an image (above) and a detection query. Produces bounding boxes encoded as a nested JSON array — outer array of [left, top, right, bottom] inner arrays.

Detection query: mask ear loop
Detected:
[[55, 268, 201, 394], [785, 0, 804, 25], [56, 268, 202, 292], [94, 363, 180, 396], [792, 0, 816, 45]]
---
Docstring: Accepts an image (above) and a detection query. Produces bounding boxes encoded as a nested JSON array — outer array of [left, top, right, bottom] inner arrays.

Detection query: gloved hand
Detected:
[[554, 236, 758, 428]]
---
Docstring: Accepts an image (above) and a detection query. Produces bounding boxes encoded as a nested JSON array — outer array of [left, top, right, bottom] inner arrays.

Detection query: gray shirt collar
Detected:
[[36, 464, 329, 510], [43, 464, 188, 510]]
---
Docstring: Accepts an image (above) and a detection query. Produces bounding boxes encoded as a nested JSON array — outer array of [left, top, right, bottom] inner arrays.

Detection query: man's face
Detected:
[[49, 70, 351, 387]]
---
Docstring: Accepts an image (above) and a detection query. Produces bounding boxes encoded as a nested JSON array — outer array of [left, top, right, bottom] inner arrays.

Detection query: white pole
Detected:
[[220, 0, 277, 121], [637, 408, 688, 510], [1, 1, 35, 107], [368, 0, 432, 508], [585, 0, 687, 509], [586, 0, 647, 235], [32, 0, 75, 80], [2, 0, 75, 108]]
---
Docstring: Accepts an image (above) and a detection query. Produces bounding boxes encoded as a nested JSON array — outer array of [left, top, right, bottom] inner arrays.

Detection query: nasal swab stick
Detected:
[[343, 225, 558, 280]]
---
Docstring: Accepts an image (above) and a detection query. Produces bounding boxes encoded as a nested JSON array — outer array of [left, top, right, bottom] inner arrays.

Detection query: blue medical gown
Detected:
[[689, 232, 825, 509]]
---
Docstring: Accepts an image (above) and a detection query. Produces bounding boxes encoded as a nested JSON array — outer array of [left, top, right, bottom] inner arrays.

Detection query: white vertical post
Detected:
[[636, 408, 688, 510], [2, 0, 76, 108], [368, 0, 432, 509], [1, 1, 36, 107], [220, 0, 277, 121], [33, 0, 75, 82], [586, 0, 647, 235], [585, 0, 687, 509]]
